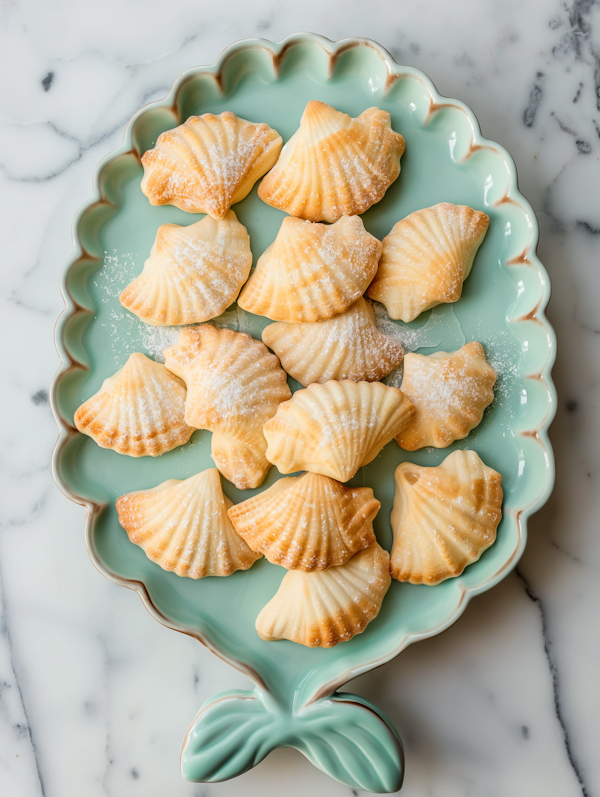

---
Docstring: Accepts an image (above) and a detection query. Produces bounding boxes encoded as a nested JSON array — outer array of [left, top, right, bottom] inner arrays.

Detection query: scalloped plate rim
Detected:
[[50, 32, 557, 697]]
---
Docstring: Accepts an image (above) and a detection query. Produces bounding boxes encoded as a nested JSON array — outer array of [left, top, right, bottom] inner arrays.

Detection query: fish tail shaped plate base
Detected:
[[181, 688, 404, 793]]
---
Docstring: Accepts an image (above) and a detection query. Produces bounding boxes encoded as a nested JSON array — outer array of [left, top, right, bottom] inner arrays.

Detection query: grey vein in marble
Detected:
[[0, 564, 46, 797], [516, 568, 590, 797]]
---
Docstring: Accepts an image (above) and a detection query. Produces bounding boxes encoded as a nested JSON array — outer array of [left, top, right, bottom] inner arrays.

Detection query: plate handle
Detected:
[[181, 688, 404, 792]]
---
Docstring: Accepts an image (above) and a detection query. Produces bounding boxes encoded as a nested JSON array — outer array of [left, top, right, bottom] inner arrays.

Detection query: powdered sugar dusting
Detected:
[[372, 301, 466, 387], [140, 326, 183, 362], [320, 410, 381, 446], [385, 365, 405, 389], [210, 370, 266, 421], [373, 301, 464, 352], [93, 251, 136, 304], [483, 329, 523, 423], [199, 124, 274, 186], [93, 250, 145, 364]]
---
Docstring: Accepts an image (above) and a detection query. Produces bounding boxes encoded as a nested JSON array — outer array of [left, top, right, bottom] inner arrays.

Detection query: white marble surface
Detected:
[[1, 0, 599, 794]]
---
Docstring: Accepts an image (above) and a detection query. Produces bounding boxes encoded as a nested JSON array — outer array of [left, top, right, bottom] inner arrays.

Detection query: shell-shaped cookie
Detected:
[[255, 543, 391, 647], [116, 468, 261, 578], [228, 472, 380, 571], [164, 325, 291, 488], [140, 112, 283, 219], [210, 426, 275, 494], [120, 211, 252, 326], [390, 450, 503, 585], [74, 353, 194, 457], [262, 297, 404, 385], [258, 100, 405, 222], [237, 216, 381, 322], [263, 380, 416, 482], [397, 342, 497, 450], [367, 203, 490, 322]]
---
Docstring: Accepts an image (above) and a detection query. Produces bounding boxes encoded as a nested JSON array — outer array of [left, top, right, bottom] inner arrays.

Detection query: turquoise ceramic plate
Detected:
[[51, 34, 556, 794]]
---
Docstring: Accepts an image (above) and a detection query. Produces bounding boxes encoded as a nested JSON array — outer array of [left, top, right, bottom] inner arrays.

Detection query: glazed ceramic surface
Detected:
[[51, 34, 556, 793]]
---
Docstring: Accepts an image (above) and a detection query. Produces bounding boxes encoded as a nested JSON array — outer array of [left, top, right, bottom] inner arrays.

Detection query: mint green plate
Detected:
[[51, 34, 556, 794]]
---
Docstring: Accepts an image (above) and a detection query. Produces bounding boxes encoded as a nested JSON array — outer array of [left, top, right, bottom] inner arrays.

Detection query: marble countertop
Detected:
[[1, 0, 599, 794]]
